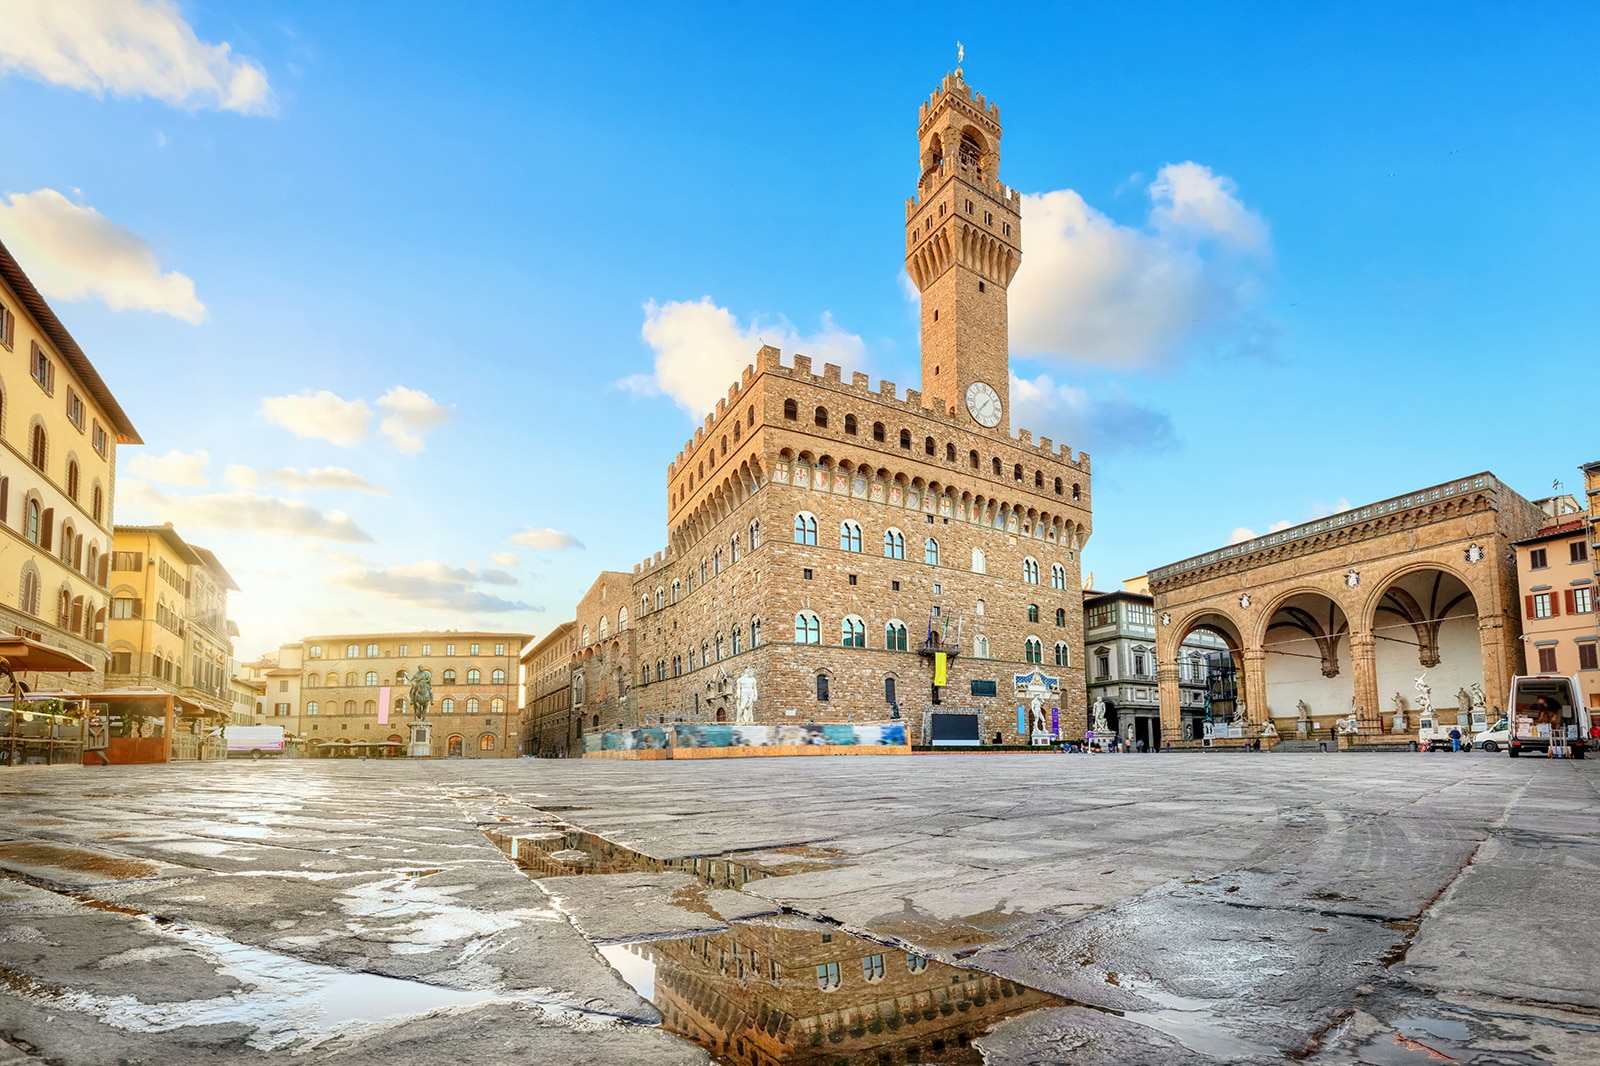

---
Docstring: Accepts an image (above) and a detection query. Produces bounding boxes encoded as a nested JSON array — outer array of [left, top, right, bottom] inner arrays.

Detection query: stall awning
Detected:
[[0, 636, 96, 674]]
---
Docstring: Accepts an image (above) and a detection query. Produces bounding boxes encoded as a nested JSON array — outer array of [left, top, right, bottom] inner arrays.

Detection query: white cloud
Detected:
[[258, 390, 372, 446], [262, 466, 387, 495], [491, 552, 520, 567], [0, 0, 274, 114], [631, 298, 867, 418], [222, 464, 257, 489], [118, 479, 373, 542], [330, 561, 536, 615], [509, 527, 584, 551], [1310, 498, 1351, 518], [0, 189, 205, 322], [375, 386, 451, 454], [1009, 163, 1271, 368], [126, 447, 208, 487], [1009, 372, 1175, 456], [1226, 527, 1257, 546]]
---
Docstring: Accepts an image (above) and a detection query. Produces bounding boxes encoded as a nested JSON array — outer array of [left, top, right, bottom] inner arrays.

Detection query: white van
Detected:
[[1472, 717, 1509, 753], [209, 725, 286, 759], [1507, 675, 1590, 758]]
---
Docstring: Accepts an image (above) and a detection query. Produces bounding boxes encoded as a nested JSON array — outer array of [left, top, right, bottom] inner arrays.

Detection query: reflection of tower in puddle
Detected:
[[489, 829, 774, 889], [630, 915, 1062, 1066]]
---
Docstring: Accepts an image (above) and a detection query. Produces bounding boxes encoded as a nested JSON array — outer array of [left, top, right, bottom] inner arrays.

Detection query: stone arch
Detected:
[[1365, 565, 1488, 728]]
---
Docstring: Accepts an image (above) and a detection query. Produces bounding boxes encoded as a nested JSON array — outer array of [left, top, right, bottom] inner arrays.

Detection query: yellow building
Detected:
[[1514, 492, 1598, 710], [0, 239, 141, 692], [259, 631, 532, 758], [105, 525, 243, 720]]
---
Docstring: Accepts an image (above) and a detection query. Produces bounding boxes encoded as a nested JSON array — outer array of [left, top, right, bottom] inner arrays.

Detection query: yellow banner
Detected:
[[934, 652, 947, 687]]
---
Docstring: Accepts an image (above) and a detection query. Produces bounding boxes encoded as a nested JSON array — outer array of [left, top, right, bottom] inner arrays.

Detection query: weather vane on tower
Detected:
[[956, 41, 964, 71]]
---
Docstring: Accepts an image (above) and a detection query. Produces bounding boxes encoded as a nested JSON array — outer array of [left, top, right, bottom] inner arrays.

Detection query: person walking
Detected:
[[1449, 726, 1462, 752]]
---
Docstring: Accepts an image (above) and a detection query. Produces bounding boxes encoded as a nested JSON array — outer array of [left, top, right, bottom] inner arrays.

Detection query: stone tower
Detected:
[[905, 67, 1023, 436]]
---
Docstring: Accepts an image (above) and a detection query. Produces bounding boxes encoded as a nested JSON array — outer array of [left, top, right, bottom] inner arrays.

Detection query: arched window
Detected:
[[783, 398, 798, 420], [1023, 558, 1040, 584], [970, 449, 980, 469], [976, 598, 985, 615], [346, 644, 360, 658], [618, 607, 628, 631], [442, 668, 457, 683], [749, 519, 760, 550], [945, 443, 955, 462], [598, 617, 608, 640], [794, 512, 818, 545], [733, 421, 741, 442], [86, 544, 99, 583], [731, 626, 743, 655], [656, 586, 665, 610], [839, 520, 862, 552], [467, 697, 480, 714], [479, 734, 496, 751], [306, 701, 319, 715], [924, 436, 935, 456], [1027, 604, 1039, 623], [714, 633, 724, 660], [466, 668, 481, 684], [971, 547, 986, 574], [1025, 637, 1043, 664], [899, 429, 911, 449], [885, 621, 907, 651], [345, 672, 358, 685], [19, 569, 38, 616], [872, 421, 885, 442], [814, 406, 828, 428], [1054, 642, 1071, 667], [363, 700, 377, 714], [1051, 563, 1066, 589], [751, 617, 761, 648], [816, 674, 830, 702], [795, 612, 820, 645], [883, 529, 904, 559], [492, 697, 504, 713], [1055, 607, 1066, 627], [729, 535, 739, 563], [344, 700, 357, 714], [365, 671, 378, 686], [841, 616, 865, 647], [973, 634, 989, 659], [66, 460, 79, 501], [1073, 483, 1081, 501], [885, 676, 897, 705], [92, 486, 103, 523], [1035, 470, 1043, 488], [924, 538, 939, 565], [992, 457, 1002, 476], [26, 500, 40, 544], [844, 414, 857, 435], [1054, 477, 1063, 495], [1013, 464, 1023, 482], [29, 424, 45, 471], [581, 624, 590, 644], [671, 579, 681, 603]]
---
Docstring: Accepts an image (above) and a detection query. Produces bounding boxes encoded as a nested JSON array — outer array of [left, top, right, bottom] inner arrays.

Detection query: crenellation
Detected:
[[905, 388, 921, 408], [793, 354, 812, 377], [851, 371, 869, 389], [822, 362, 842, 383], [715, 398, 726, 418], [878, 379, 897, 401], [1017, 429, 1032, 447], [1039, 436, 1052, 454]]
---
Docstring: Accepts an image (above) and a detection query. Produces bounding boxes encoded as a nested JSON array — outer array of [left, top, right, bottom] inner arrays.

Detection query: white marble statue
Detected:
[[1391, 692, 1408, 732], [1469, 682, 1486, 711], [1091, 698, 1109, 737], [735, 668, 758, 723], [1030, 696, 1050, 735], [1260, 718, 1278, 738], [1296, 699, 1312, 721], [1414, 675, 1433, 715]]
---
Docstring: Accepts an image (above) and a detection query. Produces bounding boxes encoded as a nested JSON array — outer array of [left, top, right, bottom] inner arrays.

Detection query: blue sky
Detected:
[[0, 2, 1594, 656]]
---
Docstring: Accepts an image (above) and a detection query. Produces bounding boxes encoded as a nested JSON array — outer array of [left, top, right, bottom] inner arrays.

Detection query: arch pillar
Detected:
[[1157, 662, 1182, 742], [1478, 613, 1512, 717], [1241, 647, 1268, 724], [1350, 631, 1380, 731]]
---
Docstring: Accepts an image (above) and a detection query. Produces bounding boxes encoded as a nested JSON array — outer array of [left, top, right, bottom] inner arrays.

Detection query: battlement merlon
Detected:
[[918, 71, 1002, 131]]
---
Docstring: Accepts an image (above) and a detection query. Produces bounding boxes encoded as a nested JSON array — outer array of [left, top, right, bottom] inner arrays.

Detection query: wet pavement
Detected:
[[0, 752, 1597, 1064]]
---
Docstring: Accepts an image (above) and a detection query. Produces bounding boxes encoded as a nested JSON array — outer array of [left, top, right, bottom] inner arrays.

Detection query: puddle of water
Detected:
[[598, 915, 1064, 1065], [1394, 1015, 1472, 1042], [1120, 986, 1280, 1062], [0, 841, 163, 881], [487, 828, 808, 890]]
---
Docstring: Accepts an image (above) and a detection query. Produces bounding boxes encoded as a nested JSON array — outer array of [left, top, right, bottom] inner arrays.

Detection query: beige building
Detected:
[[571, 68, 1092, 745], [0, 238, 142, 692], [105, 525, 242, 721], [285, 631, 531, 757], [521, 621, 574, 756], [1514, 490, 1598, 709]]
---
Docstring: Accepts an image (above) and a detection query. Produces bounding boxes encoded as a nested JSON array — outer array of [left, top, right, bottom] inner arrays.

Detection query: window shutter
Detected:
[[1551, 593, 1561, 617], [98, 555, 108, 586], [132, 597, 143, 619], [1566, 589, 1578, 615], [47, 359, 55, 394], [1525, 594, 1536, 619], [40, 508, 52, 551], [0, 476, 8, 524]]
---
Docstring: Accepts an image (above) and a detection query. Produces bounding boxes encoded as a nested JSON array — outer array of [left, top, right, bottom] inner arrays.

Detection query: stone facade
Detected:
[[583, 69, 1093, 746], [1513, 493, 1599, 709], [1148, 473, 1544, 743], [521, 621, 573, 756]]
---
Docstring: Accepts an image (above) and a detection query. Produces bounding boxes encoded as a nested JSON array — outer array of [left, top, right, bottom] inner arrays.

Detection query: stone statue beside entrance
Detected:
[[1029, 695, 1050, 736], [735, 668, 758, 723], [1091, 698, 1109, 739]]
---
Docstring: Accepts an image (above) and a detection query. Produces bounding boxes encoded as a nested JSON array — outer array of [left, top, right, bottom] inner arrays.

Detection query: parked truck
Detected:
[[209, 725, 286, 759], [1417, 714, 1468, 752], [1507, 674, 1589, 758]]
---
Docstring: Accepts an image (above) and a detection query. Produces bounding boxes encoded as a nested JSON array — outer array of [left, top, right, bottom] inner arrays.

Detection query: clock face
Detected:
[[965, 381, 1002, 427]]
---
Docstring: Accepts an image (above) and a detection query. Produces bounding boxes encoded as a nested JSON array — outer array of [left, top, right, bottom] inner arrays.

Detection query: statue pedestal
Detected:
[[1030, 732, 1054, 747], [1392, 712, 1408, 733], [408, 721, 432, 758]]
